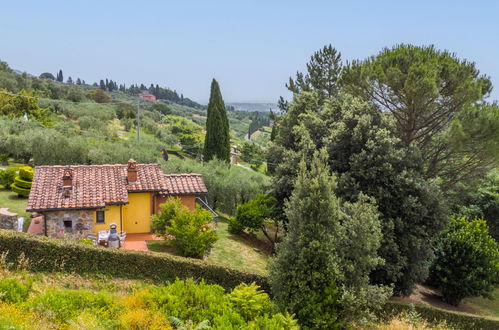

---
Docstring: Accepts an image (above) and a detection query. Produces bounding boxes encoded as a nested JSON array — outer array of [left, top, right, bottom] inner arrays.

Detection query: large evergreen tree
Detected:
[[269, 151, 390, 327], [269, 152, 343, 328], [268, 91, 447, 295], [203, 79, 230, 162], [341, 44, 499, 188]]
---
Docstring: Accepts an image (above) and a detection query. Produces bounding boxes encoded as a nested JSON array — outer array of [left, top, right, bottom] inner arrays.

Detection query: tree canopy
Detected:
[[341, 44, 499, 187]]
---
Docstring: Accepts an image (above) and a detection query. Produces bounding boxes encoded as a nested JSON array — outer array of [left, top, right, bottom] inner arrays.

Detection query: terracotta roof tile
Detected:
[[160, 174, 208, 195], [27, 163, 206, 212]]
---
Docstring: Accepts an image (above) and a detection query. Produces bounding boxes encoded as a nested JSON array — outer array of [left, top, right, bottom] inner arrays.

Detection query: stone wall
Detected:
[[43, 209, 94, 239], [0, 208, 18, 230]]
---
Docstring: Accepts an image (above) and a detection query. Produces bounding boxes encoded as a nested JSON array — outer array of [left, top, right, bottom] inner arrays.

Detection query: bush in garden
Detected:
[[30, 289, 114, 322], [230, 194, 281, 252], [152, 198, 217, 258], [430, 217, 499, 306], [0, 167, 18, 189], [0, 277, 33, 304], [10, 166, 33, 196], [229, 283, 274, 321]]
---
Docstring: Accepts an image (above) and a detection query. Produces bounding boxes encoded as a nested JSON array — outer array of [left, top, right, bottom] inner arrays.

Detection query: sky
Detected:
[[1, 0, 498, 104]]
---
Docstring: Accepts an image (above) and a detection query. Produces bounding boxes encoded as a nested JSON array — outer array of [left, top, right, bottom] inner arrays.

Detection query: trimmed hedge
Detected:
[[10, 184, 30, 196], [381, 301, 499, 330], [13, 176, 32, 189], [10, 166, 33, 196], [0, 229, 269, 291], [19, 167, 33, 181]]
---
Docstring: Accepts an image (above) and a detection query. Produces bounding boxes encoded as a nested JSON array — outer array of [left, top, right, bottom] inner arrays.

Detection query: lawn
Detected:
[[465, 288, 499, 319], [147, 219, 269, 275], [0, 188, 29, 218]]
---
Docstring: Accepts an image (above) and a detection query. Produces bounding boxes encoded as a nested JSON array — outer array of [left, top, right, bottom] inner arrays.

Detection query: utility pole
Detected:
[[137, 100, 141, 145]]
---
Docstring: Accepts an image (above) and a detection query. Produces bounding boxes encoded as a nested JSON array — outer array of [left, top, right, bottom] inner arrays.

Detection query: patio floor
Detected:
[[120, 233, 163, 251]]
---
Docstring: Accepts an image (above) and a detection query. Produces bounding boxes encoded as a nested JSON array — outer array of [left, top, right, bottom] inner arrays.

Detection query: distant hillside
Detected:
[[227, 102, 278, 112]]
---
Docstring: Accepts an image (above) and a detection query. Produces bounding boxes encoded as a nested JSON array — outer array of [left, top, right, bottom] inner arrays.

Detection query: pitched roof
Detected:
[[160, 174, 208, 196], [27, 163, 207, 212]]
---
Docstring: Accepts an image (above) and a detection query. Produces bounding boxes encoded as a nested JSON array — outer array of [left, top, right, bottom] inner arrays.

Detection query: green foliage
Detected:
[[30, 289, 114, 322], [79, 238, 93, 245], [39, 72, 55, 80], [228, 282, 274, 321], [270, 152, 345, 328], [11, 166, 33, 196], [341, 44, 498, 187], [150, 102, 172, 115], [0, 167, 18, 189], [231, 194, 280, 251], [456, 169, 499, 241], [162, 158, 270, 215], [18, 166, 33, 181], [0, 277, 32, 304], [87, 88, 111, 103], [381, 301, 499, 330], [287, 44, 342, 99], [269, 151, 390, 327], [152, 198, 217, 258], [203, 79, 230, 162], [430, 217, 499, 306], [239, 142, 265, 167], [0, 229, 268, 291], [269, 91, 447, 296], [0, 88, 52, 125], [116, 102, 136, 119]]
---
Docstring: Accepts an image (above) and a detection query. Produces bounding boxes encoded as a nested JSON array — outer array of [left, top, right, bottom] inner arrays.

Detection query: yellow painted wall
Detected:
[[123, 192, 152, 233], [93, 205, 122, 233]]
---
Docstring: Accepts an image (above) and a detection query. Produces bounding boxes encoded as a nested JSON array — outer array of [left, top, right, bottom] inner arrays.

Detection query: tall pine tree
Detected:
[[203, 79, 230, 162]]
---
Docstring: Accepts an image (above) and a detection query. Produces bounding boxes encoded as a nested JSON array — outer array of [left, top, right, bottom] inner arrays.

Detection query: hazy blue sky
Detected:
[[1, 1, 498, 104]]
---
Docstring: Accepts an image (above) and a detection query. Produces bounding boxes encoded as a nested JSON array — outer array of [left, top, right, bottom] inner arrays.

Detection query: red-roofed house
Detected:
[[27, 160, 208, 238]]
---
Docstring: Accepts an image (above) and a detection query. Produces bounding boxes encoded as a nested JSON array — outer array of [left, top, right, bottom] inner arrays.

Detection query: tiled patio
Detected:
[[120, 233, 163, 251]]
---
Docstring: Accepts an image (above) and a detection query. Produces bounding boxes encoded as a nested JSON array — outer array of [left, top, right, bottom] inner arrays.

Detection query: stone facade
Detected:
[[0, 208, 18, 230], [43, 209, 94, 238]]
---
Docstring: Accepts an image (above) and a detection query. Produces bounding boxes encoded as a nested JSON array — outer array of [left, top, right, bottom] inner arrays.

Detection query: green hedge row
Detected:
[[0, 230, 269, 291], [381, 301, 499, 330]]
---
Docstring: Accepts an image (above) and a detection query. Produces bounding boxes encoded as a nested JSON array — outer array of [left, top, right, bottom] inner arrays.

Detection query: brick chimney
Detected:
[[62, 165, 73, 187], [127, 159, 138, 183]]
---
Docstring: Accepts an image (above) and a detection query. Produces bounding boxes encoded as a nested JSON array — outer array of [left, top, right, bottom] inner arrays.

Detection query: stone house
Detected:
[[26, 160, 208, 238]]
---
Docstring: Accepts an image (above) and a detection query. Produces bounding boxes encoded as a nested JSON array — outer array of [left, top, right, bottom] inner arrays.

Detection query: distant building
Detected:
[[138, 92, 156, 101]]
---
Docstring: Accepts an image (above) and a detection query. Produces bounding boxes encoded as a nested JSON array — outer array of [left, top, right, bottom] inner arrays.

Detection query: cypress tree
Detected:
[[57, 69, 64, 82], [203, 79, 230, 162]]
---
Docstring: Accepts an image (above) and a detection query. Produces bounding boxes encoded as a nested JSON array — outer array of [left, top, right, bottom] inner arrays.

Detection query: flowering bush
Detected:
[[152, 198, 217, 258]]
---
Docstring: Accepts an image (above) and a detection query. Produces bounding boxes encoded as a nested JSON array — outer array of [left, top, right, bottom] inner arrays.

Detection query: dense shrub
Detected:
[[231, 194, 281, 252], [152, 198, 217, 258], [0, 229, 269, 291], [30, 289, 114, 322], [0, 167, 18, 189], [430, 217, 499, 306], [87, 89, 111, 103], [0, 277, 32, 304]]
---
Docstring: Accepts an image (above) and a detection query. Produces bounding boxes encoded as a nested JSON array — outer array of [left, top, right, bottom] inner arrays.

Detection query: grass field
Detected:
[[465, 288, 499, 319], [147, 219, 269, 275]]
